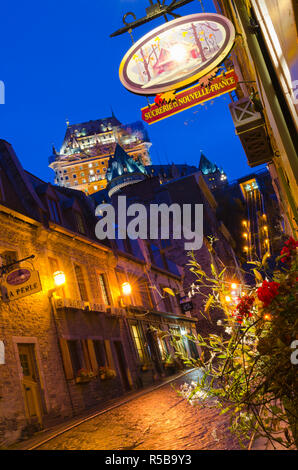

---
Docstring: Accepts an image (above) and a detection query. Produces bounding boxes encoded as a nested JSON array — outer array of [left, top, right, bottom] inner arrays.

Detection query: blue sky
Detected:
[[0, 0, 259, 184]]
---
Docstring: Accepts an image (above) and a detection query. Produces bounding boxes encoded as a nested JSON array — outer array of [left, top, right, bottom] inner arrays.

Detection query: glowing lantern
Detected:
[[122, 282, 132, 296], [53, 271, 66, 287]]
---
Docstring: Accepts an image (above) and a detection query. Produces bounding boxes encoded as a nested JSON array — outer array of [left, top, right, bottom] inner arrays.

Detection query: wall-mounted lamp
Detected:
[[121, 282, 132, 296], [53, 271, 66, 287]]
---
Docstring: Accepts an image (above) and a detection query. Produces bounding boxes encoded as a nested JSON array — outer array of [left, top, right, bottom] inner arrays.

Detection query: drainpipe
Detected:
[[235, 1, 298, 229]]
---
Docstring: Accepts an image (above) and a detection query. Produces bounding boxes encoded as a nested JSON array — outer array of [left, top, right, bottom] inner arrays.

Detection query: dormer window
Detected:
[[74, 211, 86, 235], [48, 198, 60, 224]]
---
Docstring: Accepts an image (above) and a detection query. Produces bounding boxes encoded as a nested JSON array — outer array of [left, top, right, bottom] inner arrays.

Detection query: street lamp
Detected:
[[53, 271, 66, 288], [121, 282, 132, 296]]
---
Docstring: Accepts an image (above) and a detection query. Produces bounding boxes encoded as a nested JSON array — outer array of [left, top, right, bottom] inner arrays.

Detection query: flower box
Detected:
[[75, 376, 91, 384], [98, 367, 116, 380]]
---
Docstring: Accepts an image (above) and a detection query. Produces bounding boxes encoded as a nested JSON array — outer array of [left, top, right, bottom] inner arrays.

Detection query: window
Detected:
[[160, 285, 173, 312], [157, 336, 169, 360], [98, 273, 111, 305], [67, 340, 82, 374], [74, 211, 86, 235], [93, 340, 106, 367], [130, 323, 147, 363], [48, 198, 60, 224], [139, 279, 153, 309], [73, 174, 77, 178], [48, 256, 59, 274], [74, 264, 88, 301]]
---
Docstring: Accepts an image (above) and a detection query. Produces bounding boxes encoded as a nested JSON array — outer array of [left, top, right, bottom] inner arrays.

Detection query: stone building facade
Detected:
[[91, 144, 240, 338], [0, 139, 199, 446]]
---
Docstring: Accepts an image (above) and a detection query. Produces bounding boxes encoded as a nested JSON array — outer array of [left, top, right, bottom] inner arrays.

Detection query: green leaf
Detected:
[[218, 267, 227, 279], [253, 269, 263, 284], [262, 251, 271, 266], [211, 264, 217, 277], [163, 287, 175, 296], [204, 295, 214, 313]]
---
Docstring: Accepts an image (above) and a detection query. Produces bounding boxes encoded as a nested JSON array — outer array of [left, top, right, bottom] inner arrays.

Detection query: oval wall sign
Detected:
[[6, 268, 31, 286], [119, 13, 235, 95]]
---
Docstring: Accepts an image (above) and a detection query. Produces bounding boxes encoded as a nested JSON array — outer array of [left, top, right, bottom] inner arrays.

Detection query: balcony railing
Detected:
[[229, 97, 273, 167], [55, 298, 107, 313]]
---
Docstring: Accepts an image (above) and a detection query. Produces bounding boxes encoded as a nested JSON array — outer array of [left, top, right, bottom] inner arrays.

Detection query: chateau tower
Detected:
[[49, 116, 151, 195]]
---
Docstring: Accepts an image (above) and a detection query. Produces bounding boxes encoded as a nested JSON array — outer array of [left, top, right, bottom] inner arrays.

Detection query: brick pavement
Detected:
[[32, 370, 241, 450]]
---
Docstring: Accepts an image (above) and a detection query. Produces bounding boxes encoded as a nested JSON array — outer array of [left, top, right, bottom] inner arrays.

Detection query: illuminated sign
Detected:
[[141, 69, 238, 124], [1, 268, 42, 302], [119, 13, 235, 95]]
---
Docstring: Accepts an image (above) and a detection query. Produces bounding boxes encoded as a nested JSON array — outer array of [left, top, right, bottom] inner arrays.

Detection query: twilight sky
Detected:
[[0, 0, 261, 184]]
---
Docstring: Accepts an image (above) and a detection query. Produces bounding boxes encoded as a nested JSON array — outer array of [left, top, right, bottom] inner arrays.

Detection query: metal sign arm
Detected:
[[110, 0, 195, 37]]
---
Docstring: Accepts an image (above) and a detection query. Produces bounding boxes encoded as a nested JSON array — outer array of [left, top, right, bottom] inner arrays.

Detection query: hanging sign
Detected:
[[119, 13, 235, 96], [141, 69, 238, 124], [179, 296, 194, 313], [1, 268, 42, 302]]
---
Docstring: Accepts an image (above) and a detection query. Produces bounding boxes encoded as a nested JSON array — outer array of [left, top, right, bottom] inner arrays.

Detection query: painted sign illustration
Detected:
[[119, 13, 236, 95]]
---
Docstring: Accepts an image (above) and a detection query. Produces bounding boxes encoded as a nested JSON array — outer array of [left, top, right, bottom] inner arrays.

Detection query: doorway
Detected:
[[113, 341, 131, 391], [17, 343, 44, 425]]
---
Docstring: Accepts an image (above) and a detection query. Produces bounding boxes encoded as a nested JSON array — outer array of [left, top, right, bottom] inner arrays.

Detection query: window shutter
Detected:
[[87, 340, 98, 373], [104, 340, 115, 370], [81, 339, 91, 371], [59, 338, 74, 380]]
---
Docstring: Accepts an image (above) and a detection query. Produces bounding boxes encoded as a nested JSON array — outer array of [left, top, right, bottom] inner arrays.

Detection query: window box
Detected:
[[141, 363, 152, 372], [75, 376, 91, 384], [98, 366, 116, 381], [75, 368, 94, 384]]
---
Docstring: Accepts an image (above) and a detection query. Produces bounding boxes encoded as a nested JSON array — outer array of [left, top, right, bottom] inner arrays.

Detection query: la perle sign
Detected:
[[0, 267, 42, 302], [119, 12, 236, 96]]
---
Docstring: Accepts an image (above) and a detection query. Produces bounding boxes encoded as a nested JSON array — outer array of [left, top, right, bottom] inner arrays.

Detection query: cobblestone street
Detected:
[[36, 371, 241, 450]]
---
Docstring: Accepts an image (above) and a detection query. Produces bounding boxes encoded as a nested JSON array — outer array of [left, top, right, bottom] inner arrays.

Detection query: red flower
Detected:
[[234, 295, 255, 324], [257, 280, 280, 307], [280, 237, 298, 263]]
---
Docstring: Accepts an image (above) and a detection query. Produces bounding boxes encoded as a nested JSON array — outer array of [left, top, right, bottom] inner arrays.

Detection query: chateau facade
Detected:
[[49, 116, 152, 196]]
